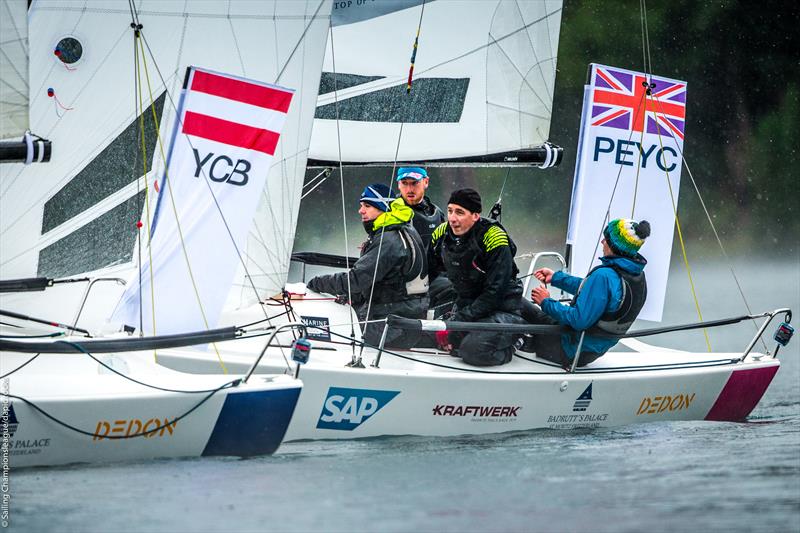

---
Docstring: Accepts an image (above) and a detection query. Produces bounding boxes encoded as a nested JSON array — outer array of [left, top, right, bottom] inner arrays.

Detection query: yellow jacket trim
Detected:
[[483, 225, 509, 252]]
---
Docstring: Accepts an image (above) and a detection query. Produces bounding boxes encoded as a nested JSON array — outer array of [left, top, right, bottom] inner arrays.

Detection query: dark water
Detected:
[[8, 262, 800, 532]]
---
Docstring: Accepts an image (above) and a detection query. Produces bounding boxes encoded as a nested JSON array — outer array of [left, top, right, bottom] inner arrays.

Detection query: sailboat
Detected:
[[155, 1, 791, 440], [0, 0, 335, 466], [0, 0, 791, 453]]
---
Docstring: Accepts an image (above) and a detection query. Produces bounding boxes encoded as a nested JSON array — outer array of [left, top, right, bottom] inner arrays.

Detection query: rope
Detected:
[[635, 0, 710, 351], [0, 353, 41, 379], [132, 20, 145, 341], [356, 1, 428, 362], [584, 88, 651, 270], [650, 93, 767, 351], [133, 30, 158, 353], [3, 382, 235, 440]]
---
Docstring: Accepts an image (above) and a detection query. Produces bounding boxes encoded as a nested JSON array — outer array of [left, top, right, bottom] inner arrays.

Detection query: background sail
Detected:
[[0, 0, 29, 139], [0, 0, 331, 331], [309, 0, 563, 163], [567, 64, 686, 322]]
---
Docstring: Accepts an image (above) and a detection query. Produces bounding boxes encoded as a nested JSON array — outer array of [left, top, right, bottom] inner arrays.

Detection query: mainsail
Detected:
[[0, 0, 331, 332], [309, 0, 563, 165]]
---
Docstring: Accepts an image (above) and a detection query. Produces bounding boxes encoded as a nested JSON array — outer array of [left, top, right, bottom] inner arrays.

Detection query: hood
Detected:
[[372, 197, 413, 230], [600, 254, 647, 274]]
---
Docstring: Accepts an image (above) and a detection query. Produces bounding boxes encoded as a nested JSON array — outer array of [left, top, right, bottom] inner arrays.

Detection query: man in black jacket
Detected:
[[307, 183, 428, 348], [428, 188, 524, 366], [396, 166, 454, 317], [395, 167, 445, 248]]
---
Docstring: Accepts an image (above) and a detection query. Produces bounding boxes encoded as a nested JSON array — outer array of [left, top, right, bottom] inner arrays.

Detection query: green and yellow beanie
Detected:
[[604, 218, 651, 257]]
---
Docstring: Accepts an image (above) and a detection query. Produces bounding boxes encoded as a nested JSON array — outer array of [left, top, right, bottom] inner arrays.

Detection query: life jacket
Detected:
[[367, 198, 429, 304], [397, 225, 428, 297], [571, 262, 647, 336], [435, 218, 519, 301], [409, 197, 445, 248]]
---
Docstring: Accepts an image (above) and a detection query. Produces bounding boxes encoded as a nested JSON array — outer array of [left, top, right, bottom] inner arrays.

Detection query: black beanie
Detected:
[[448, 188, 482, 213]]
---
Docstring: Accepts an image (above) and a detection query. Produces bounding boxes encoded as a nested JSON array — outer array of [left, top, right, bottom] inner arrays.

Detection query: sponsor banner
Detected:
[[432, 404, 521, 421], [567, 63, 687, 321], [93, 417, 178, 440], [317, 387, 399, 431], [548, 382, 609, 429], [636, 393, 696, 416], [113, 67, 294, 334], [300, 315, 331, 341], [573, 383, 593, 412]]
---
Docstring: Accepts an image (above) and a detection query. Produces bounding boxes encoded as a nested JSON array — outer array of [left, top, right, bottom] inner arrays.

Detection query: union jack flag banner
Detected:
[[590, 66, 687, 140], [567, 64, 688, 322]]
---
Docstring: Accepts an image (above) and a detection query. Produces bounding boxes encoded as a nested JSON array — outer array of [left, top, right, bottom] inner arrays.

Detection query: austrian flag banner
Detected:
[[113, 67, 294, 335], [566, 64, 687, 322]]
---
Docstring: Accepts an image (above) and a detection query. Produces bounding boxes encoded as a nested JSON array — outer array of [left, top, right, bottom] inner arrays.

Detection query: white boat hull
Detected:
[[2, 352, 301, 467], [158, 297, 780, 441]]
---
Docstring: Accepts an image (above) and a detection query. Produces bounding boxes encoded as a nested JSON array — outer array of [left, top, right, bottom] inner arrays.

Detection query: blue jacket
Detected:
[[541, 255, 646, 359]]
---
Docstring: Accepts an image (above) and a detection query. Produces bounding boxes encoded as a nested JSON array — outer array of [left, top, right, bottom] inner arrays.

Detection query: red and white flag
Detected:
[[114, 67, 294, 335]]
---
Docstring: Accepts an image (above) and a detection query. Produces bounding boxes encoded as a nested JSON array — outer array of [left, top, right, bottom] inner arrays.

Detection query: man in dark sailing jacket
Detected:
[[529, 218, 651, 368], [428, 188, 525, 366], [395, 167, 446, 247], [396, 166, 455, 316], [307, 183, 428, 348]]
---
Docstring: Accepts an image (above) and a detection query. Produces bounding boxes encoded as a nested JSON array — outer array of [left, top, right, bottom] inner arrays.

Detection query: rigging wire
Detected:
[[634, 0, 710, 350], [136, 34, 228, 372], [3, 382, 235, 441], [650, 94, 769, 351], [647, 96, 711, 351], [131, 20, 159, 355], [357, 0, 427, 364], [131, 17, 145, 342], [0, 353, 41, 380], [584, 88, 650, 267], [327, 25, 358, 360]]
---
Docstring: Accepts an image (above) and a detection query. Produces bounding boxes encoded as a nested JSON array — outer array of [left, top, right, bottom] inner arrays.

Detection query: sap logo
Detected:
[[316, 387, 399, 431], [636, 393, 696, 416], [93, 417, 178, 440], [593, 136, 678, 171], [573, 382, 593, 412], [192, 149, 251, 186]]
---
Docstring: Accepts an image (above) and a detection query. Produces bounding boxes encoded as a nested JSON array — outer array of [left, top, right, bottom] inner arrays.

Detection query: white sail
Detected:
[[0, 0, 29, 139], [0, 0, 331, 331], [309, 0, 563, 163]]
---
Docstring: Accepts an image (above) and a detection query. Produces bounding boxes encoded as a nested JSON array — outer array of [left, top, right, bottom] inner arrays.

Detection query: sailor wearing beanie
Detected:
[[427, 188, 526, 367], [529, 218, 651, 368], [307, 183, 428, 348]]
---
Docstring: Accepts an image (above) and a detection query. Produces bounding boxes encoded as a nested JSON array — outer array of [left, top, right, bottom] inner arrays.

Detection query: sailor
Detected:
[[395, 167, 446, 247], [395, 166, 455, 317], [428, 188, 525, 366], [307, 183, 428, 348], [529, 218, 650, 368]]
